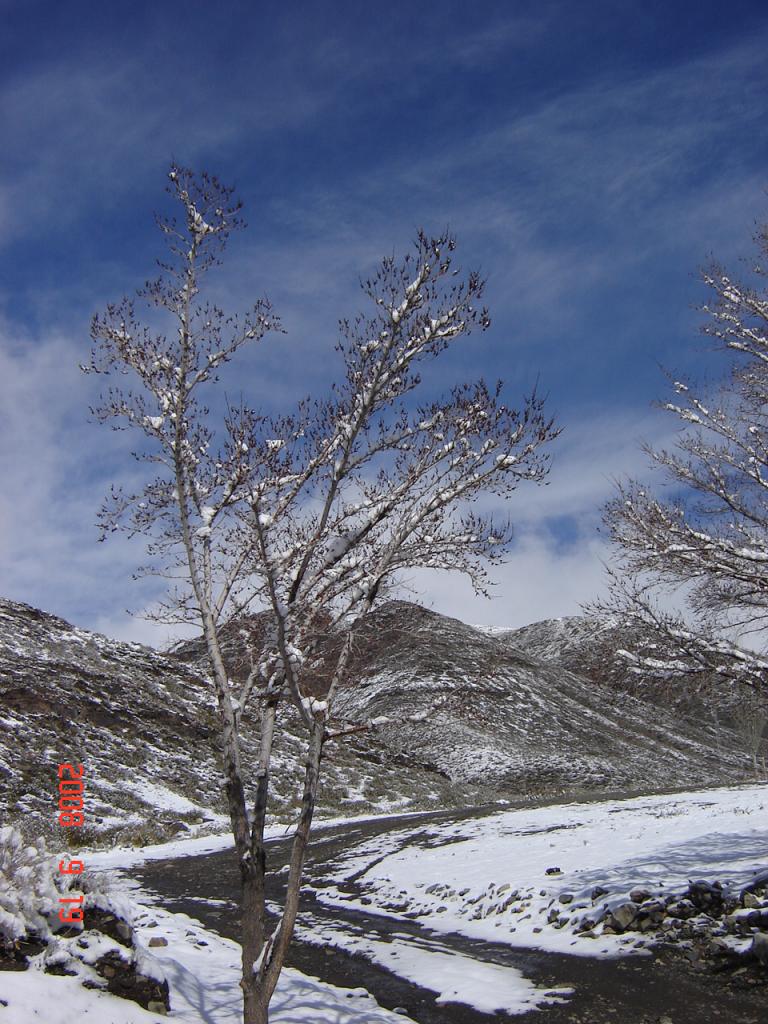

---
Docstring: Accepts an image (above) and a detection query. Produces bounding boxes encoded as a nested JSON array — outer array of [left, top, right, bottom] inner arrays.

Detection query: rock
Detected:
[[605, 902, 638, 933], [635, 900, 666, 932], [742, 908, 768, 929], [558, 893, 574, 905], [545, 867, 562, 876], [666, 899, 695, 920], [83, 907, 134, 949], [591, 886, 609, 901], [629, 887, 652, 903], [147, 1001, 168, 1015], [744, 892, 762, 909], [752, 932, 768, 966], [148, 937, 168, 948], [95, 953, 170, 1012], [687, 880, 724, 912]]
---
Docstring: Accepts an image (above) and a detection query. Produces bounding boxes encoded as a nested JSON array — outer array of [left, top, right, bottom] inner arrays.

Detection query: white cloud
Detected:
[[408, 532, 611, 631], [0, 301, 690, 649], [0, 321, 172, 638], [402, 408, 682, 629]]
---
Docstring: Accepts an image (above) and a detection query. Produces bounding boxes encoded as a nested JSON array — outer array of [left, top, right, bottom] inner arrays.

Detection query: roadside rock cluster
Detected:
[[397, 868, 768, 987], [564, 874, 768, 977], [0, 901, 170, 1014]]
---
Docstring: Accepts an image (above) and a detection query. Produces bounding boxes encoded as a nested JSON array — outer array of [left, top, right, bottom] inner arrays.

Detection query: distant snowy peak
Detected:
[[501, 613, 619, 661]]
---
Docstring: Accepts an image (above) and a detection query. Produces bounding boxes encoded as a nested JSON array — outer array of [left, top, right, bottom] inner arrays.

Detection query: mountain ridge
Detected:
[[0, 597, 753, 848]]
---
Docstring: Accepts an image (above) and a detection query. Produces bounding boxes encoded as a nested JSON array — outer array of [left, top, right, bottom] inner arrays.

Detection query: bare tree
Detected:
[[592, 223, 768, 696], [84, 166, 559, 1024], [732, 695, 768, 776]]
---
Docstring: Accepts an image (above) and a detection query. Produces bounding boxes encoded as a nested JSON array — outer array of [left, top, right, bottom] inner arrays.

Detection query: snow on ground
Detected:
[[1, 969, 161, 1024], [7, 785, 767, 1022], [120, 781, 207, 815], [2, 889, 417, 1024], [294, 913, 573, 1015], [312, 784, 768, 959]]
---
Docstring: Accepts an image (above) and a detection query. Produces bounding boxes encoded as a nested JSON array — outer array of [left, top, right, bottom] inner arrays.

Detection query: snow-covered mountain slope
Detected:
[[0, 599, 478, 847], [330, 603, 751, 794], [494, 614, 618, 673], [0, 597, 752, 847], [503, 614, 767, 731], [172, 602, 747, 794]]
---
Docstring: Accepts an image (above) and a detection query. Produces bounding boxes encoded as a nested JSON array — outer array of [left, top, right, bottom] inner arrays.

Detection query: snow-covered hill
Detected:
[[0, 597, 752, 847], [0, 599, 477, 847], [503, 614, 768, 733], [331, 602, 751, 794]]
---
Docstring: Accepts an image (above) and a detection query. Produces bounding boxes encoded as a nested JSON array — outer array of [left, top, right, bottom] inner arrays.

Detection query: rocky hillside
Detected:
[[329, 603, 751, 794], [503, 614, 768, 737], [0, 598, 753, 848], [0, 599, 479, 848]]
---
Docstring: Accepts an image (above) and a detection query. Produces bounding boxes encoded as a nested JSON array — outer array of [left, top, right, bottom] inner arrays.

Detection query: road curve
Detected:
[[132, 808, 763, 1024]]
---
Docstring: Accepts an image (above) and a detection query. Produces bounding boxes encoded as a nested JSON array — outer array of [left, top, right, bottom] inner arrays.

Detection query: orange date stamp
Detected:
[[56, 762, 85, 924]]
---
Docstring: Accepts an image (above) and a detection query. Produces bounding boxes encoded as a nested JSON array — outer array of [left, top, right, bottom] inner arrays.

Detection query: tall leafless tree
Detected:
[[84, 166, 559, 1023], [593, 223, 768, 699]]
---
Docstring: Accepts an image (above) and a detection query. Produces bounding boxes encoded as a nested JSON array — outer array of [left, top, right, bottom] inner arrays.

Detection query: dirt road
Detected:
[[133, 808, 764, 1023]]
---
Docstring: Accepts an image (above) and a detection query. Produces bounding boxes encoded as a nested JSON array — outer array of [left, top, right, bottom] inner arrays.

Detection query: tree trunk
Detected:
[[243, 988, 269, 1024], [240, 699, 277, 1022], [258, 720, 325, 1009], [240, 853, 267, 1023]]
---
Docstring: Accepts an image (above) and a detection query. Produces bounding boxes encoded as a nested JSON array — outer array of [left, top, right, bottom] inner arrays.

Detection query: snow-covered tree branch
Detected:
[[592, 227, 768, 696]]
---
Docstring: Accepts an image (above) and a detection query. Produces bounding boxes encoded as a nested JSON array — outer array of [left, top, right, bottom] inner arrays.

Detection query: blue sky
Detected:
[[2, 0, 768, 645]]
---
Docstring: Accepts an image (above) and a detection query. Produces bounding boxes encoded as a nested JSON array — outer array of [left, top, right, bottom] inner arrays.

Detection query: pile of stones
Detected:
[[0, 900, 170, 1014], [569, 874, 768, 973]]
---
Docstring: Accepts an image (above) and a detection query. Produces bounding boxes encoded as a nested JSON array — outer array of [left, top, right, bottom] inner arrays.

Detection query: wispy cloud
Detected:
[[0, 321, 167, 635], [407, 407, 681, 628]]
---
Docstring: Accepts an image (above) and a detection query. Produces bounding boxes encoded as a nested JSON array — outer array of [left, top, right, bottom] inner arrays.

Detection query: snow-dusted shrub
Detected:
[[80, 867, 137, 931], [0, 826, 60, 944]]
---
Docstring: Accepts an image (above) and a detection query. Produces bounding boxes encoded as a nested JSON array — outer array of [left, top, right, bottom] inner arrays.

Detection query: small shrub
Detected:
[[0, 826, 60, 945]]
